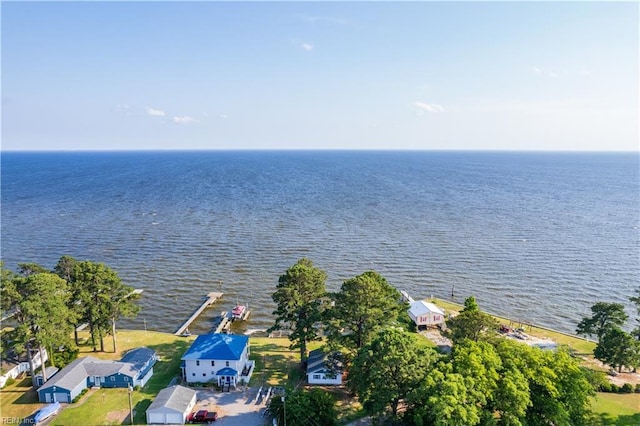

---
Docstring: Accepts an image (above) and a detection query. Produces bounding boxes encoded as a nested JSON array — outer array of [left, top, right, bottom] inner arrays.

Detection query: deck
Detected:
[[174, 292, 223, 336]]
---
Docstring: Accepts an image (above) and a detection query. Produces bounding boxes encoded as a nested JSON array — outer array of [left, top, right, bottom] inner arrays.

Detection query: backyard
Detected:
[[2, 327, 638, 425]]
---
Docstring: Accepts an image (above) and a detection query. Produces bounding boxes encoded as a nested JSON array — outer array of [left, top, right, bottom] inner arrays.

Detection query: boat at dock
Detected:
[[232, 305, 247, 320]]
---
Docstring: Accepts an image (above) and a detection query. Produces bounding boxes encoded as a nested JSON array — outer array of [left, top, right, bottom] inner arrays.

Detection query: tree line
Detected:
[[1, 256, 140, 385], [267, 258, 598, 425]]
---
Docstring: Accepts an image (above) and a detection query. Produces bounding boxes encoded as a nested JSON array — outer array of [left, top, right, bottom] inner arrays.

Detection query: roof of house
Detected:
[[39, 347, 154, 393], [216, 367, 238, 376], [120, 347, 156, 376], [38, 357, 97, 392], [307, 349, 342, 375], [181, 334, 249, 361], [408, 300, 445, 318], [147, 385, 196, 414], [120, 347, 155, 367]]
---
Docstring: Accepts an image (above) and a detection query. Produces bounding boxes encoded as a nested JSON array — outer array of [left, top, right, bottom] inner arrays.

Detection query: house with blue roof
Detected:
[[181, 334, 254, 389]]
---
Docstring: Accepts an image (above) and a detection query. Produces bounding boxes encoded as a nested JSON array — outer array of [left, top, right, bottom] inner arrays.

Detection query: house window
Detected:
[[192, 373, 195, 377], [226, 361, 229, 367], [124, 377, 128, 382], [203, 373, 206, 377], [196, 360, 200, 366], [211, 361, 215, 366], [313, 374, 321, 379], [110, 377, 115, 382]]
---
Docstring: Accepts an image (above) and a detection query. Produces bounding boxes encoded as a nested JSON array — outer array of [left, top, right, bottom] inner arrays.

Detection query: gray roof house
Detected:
[[37, 347, 157, 403], [306, 349, 343, 385], [146, 385, 197, 425]]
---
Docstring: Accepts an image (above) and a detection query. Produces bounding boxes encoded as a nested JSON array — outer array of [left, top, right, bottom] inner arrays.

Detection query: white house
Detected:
[[0, 348, 48, 388], [408, 300, 446, 328], [181, 334, 254, 388], [306, 349, 343, 385], [146, 385, 196, 425]]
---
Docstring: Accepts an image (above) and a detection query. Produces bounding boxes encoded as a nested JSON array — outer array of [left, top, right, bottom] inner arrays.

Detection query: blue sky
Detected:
[[2, 1, 638, 151]]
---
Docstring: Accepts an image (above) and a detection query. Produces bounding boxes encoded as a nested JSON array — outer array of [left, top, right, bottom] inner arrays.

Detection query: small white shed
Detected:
[[408, 301, 446, 328], [146, 385, 196, 425]]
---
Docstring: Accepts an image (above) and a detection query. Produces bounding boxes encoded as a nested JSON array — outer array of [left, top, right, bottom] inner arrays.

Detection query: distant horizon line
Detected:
[[2, 148, 639, 154]]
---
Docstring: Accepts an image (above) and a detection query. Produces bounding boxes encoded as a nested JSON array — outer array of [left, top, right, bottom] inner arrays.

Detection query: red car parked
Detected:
[[188, 409, 218, 423]]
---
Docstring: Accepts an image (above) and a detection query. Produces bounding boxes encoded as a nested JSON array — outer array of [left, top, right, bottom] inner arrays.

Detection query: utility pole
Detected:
[[281, 395, 286, 426], [128, 385, 134, 424]]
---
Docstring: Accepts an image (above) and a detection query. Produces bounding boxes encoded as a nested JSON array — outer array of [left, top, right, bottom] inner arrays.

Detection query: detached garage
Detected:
[[146, 385, 196, 425]]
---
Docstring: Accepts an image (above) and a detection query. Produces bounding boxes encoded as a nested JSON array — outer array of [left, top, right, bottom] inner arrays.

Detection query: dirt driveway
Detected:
[[194, 388, 269, 426]]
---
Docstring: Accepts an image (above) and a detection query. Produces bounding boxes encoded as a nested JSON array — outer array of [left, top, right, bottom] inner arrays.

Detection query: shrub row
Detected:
[[598, 382, 640, 393]]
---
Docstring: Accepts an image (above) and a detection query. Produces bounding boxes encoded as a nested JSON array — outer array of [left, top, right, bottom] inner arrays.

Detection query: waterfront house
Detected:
[[408, 300, 446, 328], [146, 385, 197, 425], [181, 333, 254, 389], [306, 349, 343, 385], [37, 347, 157, 403]]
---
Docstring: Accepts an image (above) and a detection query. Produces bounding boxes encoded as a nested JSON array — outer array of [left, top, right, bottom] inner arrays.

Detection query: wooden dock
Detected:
[[212, 312, 232, 334], [175, 292, 223, 336]]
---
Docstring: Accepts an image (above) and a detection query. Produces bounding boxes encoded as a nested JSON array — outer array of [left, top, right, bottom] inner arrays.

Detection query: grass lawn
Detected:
[[7, 330, 194, 426], [249, 337, 322, 387], [0, 376, 43, 421], [4, 324, 635, 425], [590, 393, 640, 425]]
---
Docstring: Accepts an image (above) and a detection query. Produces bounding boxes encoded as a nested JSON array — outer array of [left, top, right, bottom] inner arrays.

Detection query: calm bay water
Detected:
[[1, 151, 638, 335]]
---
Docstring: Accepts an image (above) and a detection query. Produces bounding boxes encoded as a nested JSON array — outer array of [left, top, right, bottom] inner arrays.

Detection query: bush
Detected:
[[134, 385, 141, 391], [598, 382, 615, 393], [52, 346, 79, 368], [635, 383, 640, 393], [619, 383, 634, 393]]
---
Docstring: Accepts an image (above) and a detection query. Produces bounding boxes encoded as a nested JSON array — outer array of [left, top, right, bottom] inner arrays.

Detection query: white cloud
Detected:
[[219, 114, 229, 119], [146, 107, 166, 117], [294, 14, 349, 25], [115, 104, 132, 115], [173, 116, 196, 125], [533, 66, 559, 78], [414, 101, 445, 113], [302, 43, 314, 51]]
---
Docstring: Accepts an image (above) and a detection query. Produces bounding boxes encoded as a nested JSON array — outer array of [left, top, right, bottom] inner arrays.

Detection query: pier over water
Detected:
[[174, 292, 223, 336]]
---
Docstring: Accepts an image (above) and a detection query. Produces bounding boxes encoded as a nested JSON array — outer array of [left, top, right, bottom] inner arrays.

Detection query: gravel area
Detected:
[[194, 387, 269, 426]]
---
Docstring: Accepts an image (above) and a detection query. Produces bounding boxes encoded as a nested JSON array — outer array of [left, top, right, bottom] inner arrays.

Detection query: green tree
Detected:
[[327, 271, 406, 355], [630, 288, 640, 341], [594, 327, 640, 373], [504, 344, 593, 426], [446, 296, 499, 344], [348, 328, 438, 420], [576, 302, 628, 342], [491, 340, 533, 426], [406, 363, 480, 426], [73, 261, 139, 352], [54, 255, 83, 344], [451, 340, 501, 422], [17, 263, 49, 277], [269, 388, 337, 426], [1, 272, 76, 385], [268, 258, 327, 363]]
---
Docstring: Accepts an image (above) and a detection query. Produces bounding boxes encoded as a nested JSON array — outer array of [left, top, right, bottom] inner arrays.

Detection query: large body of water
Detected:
[[1, 151, 638, 335]]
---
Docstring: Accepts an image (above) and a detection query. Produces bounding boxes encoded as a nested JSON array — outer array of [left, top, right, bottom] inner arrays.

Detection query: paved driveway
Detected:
[[195, 388, 269, 426]]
